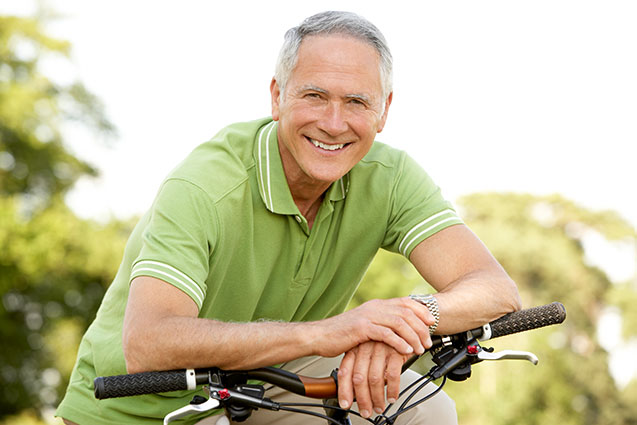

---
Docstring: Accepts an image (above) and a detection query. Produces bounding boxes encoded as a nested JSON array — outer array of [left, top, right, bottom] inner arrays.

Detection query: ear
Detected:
[[376, 92, 393, 133], [270, 78, 282, 121]]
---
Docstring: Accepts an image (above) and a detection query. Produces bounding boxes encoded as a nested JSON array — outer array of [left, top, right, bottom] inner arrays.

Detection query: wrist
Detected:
[[409, 294, 440, 334], [299, 320, 323, 356]]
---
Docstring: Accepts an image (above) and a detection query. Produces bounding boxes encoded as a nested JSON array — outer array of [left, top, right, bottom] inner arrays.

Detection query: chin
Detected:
[[305, 168, 348, 185]]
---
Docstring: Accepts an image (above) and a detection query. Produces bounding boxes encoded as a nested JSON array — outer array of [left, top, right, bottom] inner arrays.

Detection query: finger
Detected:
[[364, 300, 430, 354], [402, 298, 436, 348], [367, 324, 415, 356], [368, 345, 389, 414], [402, 296, 435, 326], [394, 303, 433, 352], [369, 315, 425, 356], [404, 309, 433, 350], [385, 351, 405, 404], [338, 351, 356, 410], [352, 343, 373, 418]]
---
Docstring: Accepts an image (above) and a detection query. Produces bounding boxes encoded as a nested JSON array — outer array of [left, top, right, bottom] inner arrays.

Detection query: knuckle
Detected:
[[399, 305, 411, 316], [352, 373, 366, 386], [381, 327, 394, 339], [368, 374, 382, 385], [385, 368, 400, 380], [400, 296, 413, 307]]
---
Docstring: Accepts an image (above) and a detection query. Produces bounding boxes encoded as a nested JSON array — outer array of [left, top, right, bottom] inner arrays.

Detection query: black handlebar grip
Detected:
[[94, 369, 189, 399], [489, 302, 566, 339]]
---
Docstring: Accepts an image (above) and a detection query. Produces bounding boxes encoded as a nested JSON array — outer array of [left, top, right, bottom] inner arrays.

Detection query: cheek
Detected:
[[350, 115, 382, 140]]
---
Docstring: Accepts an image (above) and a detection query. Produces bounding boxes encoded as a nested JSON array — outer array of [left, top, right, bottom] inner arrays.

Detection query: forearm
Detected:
[[124, 316, 316, 373], [432, 269, 521, 335], [409, 224, 522, 335], [124, 277, 436, 374]]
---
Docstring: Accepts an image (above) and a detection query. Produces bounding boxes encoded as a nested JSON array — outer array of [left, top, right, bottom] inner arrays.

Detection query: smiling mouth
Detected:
[[307, 137, 350, 151]]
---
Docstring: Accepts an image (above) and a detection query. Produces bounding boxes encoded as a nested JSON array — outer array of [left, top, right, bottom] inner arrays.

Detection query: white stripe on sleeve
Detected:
[[399, 209, 463, 256], [132, 260, 205, 307]]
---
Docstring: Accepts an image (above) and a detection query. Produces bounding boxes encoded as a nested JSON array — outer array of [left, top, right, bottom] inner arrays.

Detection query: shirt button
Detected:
[[295, 215, 302, 223]]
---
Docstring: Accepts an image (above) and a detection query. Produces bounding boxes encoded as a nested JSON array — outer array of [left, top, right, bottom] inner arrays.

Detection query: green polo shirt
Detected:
[[57, 117, 463, 424]]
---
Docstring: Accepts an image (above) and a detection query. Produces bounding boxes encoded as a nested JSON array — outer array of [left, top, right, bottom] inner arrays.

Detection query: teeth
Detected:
[[310, 138, 346, 151]]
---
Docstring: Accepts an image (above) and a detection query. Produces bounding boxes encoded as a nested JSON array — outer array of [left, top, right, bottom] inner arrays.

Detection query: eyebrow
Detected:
[[297, 85, 328, 95], [344, 93, 372, 104], [297, 85, 372, 104]]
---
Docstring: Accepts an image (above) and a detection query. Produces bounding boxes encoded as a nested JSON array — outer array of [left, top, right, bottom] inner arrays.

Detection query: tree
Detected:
[[0, 12, 124, 421], [443, 193, 636, 424], [349, 248, 431, 309], [0, 14, 114, 208], [0, 198, 130, 419], [362, 193, 635, 424], [355, 193, 637, 424]]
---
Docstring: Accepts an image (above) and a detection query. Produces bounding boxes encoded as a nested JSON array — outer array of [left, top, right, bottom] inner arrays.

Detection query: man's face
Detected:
[[271, 34, 392, 189]]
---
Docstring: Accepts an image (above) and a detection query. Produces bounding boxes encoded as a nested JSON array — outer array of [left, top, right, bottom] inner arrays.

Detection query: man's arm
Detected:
[[338, 223, 521, 417], [122, 276, 435, 374], [409, 223, 521, 333]]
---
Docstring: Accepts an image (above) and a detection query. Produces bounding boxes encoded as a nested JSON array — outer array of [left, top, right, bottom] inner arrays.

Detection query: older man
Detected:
[[57, 11, 520, 425]]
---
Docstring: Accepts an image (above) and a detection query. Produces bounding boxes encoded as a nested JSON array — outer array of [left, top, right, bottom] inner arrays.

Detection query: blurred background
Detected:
[[1, 1, 636, 424]]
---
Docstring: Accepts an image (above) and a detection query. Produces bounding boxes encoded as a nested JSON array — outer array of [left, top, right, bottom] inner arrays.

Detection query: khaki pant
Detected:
[[199, 355, 457, 425]]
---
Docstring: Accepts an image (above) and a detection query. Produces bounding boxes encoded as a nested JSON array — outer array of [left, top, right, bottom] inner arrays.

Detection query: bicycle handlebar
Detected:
[[94, 302, 566, 400], [488, 301, 565, 338]]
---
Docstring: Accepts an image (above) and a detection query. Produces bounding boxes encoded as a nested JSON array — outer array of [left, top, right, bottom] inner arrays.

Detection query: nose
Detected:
[[317, 101, 349, 137]]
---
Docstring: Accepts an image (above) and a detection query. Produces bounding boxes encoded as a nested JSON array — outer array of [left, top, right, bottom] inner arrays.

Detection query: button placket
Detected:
[[292, 202, 334, 283]]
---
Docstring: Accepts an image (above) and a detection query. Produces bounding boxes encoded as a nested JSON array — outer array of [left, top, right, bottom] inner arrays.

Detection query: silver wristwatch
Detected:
[[409, 294, 440, 334]]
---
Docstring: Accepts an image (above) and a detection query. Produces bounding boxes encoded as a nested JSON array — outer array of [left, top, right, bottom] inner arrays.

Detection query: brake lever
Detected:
[[163, 396, 222, 425], [476, 349, 539, 365]]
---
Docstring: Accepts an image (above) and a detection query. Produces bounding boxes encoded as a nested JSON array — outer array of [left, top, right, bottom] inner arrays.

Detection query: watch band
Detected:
[[409, 294, 440, 334]]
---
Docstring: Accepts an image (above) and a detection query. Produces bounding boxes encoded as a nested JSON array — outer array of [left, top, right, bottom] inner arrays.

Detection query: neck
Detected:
[[294, 193, 324, 229], [286, 176, 329, 230], [276, 135, 335, 228]]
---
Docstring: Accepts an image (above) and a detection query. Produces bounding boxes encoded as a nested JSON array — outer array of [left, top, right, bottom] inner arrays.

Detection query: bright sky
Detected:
[[6, 0, 636, 228], [5, 2, 637, 222]]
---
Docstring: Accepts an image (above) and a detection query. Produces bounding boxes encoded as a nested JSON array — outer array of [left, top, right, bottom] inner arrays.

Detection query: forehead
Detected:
[[289, 34, 383, 95]]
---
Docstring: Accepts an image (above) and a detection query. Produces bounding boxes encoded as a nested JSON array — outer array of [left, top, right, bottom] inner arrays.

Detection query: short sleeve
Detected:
[[130, 178, 216, 310], [382, 153, 464, 258]]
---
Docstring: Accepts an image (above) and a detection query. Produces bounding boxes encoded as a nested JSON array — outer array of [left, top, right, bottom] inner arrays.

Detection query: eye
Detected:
[[348, 98, 367, 108]]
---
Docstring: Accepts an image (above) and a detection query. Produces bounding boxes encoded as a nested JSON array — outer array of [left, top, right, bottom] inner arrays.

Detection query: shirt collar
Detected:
[[254, 120, 350, 215]]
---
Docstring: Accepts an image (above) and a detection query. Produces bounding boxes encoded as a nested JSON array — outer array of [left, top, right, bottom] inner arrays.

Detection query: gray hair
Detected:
[[274, 11, 393, 100]]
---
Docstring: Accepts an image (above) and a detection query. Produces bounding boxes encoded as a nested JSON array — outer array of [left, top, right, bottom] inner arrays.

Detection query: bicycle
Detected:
[[94, 302, 566, 424]]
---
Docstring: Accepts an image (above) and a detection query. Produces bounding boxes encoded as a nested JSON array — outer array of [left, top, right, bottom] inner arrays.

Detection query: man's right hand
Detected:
[[337, 341, 411, 418], [308, 297, 435, 359]]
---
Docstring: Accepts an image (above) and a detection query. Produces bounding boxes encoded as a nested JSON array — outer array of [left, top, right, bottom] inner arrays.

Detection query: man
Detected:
[[57, 11, 521, 425]]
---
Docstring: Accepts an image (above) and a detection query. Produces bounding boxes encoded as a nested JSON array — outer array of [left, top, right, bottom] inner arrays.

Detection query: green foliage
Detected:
[[350, 249, 432, 309], [0, 410, 51, 425], [0, 11, 122, 421], [0, 197, 131, 418], [606, 282, 637, 339], [2, 9, 636, 425], [0, 14, 115, 207], [443, 193, 635, 425], [355, 192, 637, 424]]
